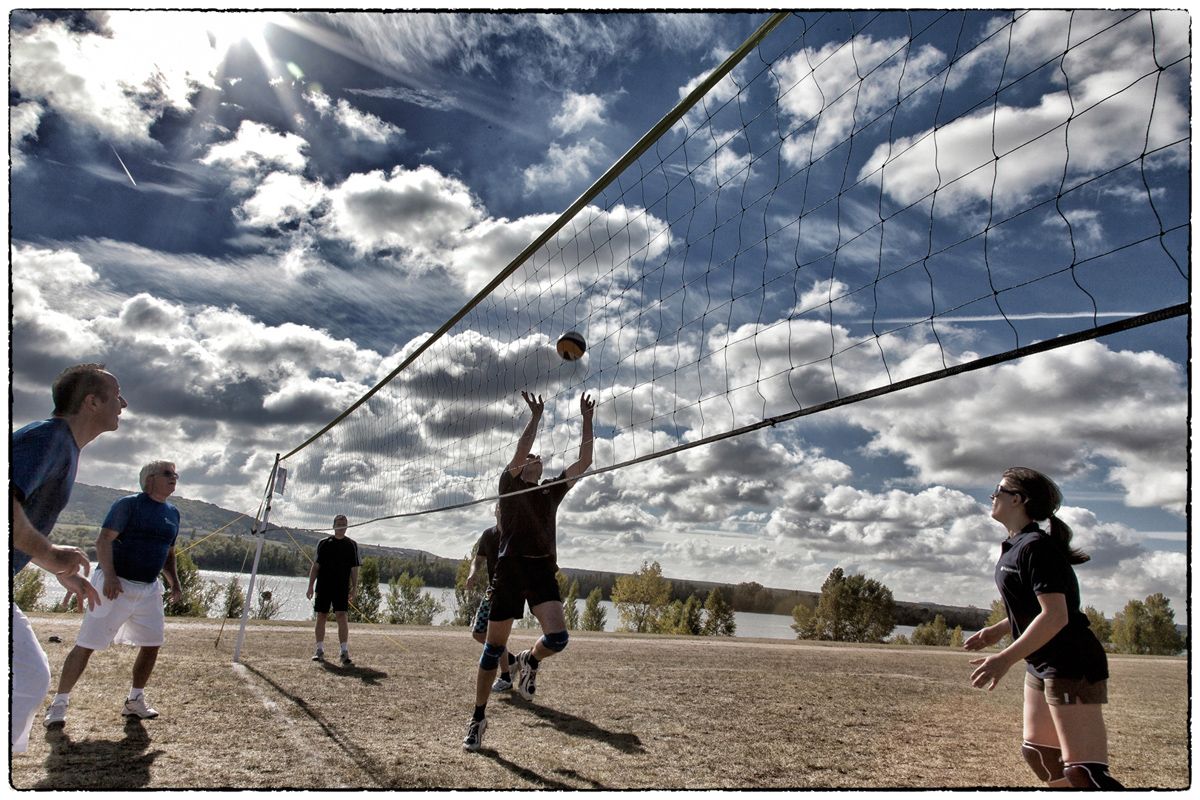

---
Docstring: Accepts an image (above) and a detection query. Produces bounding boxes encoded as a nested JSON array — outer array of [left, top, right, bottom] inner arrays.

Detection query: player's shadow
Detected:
[[475, 748, 580, 789], [501, 696, 645, 754], [37, 718, 163, 789], [241, 663, 388, 785], [319, 659, 388, 686]]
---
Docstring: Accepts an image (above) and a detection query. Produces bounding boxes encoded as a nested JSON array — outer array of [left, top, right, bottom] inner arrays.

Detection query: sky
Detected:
[[7, 8, 1190, 618]]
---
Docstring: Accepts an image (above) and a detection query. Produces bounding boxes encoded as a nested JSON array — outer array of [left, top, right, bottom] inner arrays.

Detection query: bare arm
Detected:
[[306, 560, 319, 599], [564, 393, 595, 487], [465, 554, 488, 589], [12, 495, 99, 610], [506, 391, 544, 476], [348, 566, 360, 601], [161, 546, 182, 604], [962, 618, 1010, 651], [969, 593, 1069, 690], [94, 527, 125, 600]]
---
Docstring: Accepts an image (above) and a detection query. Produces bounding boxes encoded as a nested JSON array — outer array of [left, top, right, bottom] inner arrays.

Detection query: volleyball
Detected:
[[556, 331, 587, 361]]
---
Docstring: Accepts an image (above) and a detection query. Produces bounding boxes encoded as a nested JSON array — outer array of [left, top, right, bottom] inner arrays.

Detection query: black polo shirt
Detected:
[[474, 525, 500, 581], [995, 523, 1108, 681], [497, 469, 570, 560], [315, 535, 361, 593]]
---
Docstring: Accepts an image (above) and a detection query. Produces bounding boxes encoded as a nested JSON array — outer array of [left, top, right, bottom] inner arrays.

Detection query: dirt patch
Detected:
[[9, 614, 1188, 789]]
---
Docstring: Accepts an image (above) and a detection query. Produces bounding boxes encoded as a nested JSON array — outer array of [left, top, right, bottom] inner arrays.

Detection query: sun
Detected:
[[203, 12, 279, 67]]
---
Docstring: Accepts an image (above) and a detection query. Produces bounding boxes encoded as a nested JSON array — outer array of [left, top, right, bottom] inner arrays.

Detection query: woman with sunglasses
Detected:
[[963, 467, 1123, 789]]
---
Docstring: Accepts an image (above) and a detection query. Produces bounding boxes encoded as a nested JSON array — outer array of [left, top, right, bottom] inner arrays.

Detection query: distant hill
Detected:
[[59, 483, 987, 627]]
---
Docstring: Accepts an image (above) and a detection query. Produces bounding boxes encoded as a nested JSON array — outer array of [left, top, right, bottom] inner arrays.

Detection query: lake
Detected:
[[201, 570, 917, 640]]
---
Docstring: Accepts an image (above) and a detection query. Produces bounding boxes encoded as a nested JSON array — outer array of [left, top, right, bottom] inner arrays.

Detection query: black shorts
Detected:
[[314, 586, 350, 614], [489, 557, 561, 622]]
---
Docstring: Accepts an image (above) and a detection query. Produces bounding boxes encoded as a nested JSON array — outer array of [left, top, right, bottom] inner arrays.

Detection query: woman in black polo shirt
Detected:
[[963, 467, 1123, 789]]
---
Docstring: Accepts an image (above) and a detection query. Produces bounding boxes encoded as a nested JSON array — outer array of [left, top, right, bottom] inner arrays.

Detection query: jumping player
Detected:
[[964, 467, 1123, 789], [462, 390, 594, 751]]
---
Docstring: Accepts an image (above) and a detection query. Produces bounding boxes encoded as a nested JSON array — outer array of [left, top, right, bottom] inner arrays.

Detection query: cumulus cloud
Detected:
[[10, 101, 43, 170], [200, 120, 310, 178], [10, 12, 225, 144], [552, 91, 607, 135], [522, 138, 609, 193], [238, 171, 328, 229]]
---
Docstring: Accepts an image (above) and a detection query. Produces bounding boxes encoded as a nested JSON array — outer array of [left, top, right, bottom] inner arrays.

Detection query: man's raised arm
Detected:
[[506, 391, 544, 477], [564, 393, 595, 487]]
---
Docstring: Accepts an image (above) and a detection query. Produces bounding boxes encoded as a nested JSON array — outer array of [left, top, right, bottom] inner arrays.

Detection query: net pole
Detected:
[[280, 11, 791, 461], [232, 454, 281, 664]]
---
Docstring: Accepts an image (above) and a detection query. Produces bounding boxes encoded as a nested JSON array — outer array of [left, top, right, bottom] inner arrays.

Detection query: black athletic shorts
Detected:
[[489, 556, 561, 622], [314, 586, 351, 614]]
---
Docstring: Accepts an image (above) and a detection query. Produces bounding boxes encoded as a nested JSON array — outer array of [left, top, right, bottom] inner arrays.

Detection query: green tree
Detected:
[[14, 568, 45, 612], [563, 579, 581, 630], [793, 568, 895, 642], [1111, 598, 1147, 654], [983, 599, 1012, 647], [385, 572, 443, 625], [949, 626, 964, 649], [911, 614, 950, 646], [221, 575, 245, 619], [165, 551, 217, 617], [658, 596, 703, 635], [611, 560, 672, 633], [581, 587, 607, 631], [1143, 593, 1184, 655], [350, 557, 382, 623], [1084, 605, 1112, 644], [702, 587, 736, 636]]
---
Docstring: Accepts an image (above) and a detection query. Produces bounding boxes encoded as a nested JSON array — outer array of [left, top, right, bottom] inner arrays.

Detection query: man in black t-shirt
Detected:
[[463, 390, 594, 751], [306, 514, 361, 666]]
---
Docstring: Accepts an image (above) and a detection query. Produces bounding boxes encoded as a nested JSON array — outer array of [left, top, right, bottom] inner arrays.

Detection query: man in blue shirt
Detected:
[[44, 460, 183, 728], [10, 364, 123, 753]]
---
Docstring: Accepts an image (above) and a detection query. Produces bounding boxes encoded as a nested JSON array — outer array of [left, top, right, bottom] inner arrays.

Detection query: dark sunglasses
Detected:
[[158, 470, 179, 479], [990, 485, 1022, 500]]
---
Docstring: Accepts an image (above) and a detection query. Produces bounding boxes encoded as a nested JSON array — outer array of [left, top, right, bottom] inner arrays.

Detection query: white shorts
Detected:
[[11, 604, 52, 754], [75, 568, 166, 651]]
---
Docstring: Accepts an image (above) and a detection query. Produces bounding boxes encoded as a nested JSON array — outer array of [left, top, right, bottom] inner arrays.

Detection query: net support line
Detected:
[[349, 303, 1187, 525], [233, 453, 281, 664], [280, 11, 790, 461]]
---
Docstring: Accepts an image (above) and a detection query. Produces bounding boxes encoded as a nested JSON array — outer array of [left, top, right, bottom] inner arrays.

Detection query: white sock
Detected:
[[128, 688, 144, 701], [315, 641, 324, 652], [340, 643, 349, 654], [53, 693, 70, 705]]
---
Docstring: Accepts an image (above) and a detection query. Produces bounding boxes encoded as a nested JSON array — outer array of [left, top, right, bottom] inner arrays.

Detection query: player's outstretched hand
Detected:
[[43, 544, 92, 579], [968, 652, 1012, 691], [58, 572, 100, 612], [580, 392, 595, 420], [521, 390, 544, 416]]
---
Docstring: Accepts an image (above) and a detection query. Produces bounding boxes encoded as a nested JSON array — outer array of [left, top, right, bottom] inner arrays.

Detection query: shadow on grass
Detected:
[[475, 748, 578, 789], [37, 718, 163, 789], [500, 695, 645, 754], [240, 663, 388, 787], [318, 659, 389, 686]]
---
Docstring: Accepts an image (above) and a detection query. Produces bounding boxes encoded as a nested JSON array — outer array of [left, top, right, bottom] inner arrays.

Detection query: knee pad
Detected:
[[1021, 742, 1064, 782], [479, 642, 505, 670], [1064, 762, 1124, 789], [543, 630, 569, 653]]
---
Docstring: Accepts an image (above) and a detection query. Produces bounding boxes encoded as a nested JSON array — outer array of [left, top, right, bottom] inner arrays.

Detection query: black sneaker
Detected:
[[340, 653, 353, 666], [311, 650, 324, 662], [462, 717, 487, 751]]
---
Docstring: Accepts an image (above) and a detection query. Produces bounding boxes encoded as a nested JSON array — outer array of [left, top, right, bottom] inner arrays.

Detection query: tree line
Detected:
[[790, 566, 1186, 656]]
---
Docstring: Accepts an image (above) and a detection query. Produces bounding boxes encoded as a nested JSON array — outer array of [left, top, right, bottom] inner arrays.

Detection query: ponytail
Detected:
[[1049, 513, 1090, 565]]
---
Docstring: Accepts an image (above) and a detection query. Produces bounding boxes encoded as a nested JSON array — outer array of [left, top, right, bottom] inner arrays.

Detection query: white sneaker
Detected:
[[514, 650, 537, 701], [491, 674, 513, 692], [462, 717, 487, 751], [122, 696, 159, 719], [43, 698, 68, 728]]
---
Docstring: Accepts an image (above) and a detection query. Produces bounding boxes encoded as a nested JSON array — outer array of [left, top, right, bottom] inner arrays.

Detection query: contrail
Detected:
[[111, 146, 137, 187]]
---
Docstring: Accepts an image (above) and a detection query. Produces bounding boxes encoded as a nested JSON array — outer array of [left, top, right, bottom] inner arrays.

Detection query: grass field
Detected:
[[9, 613, 1189, 790]]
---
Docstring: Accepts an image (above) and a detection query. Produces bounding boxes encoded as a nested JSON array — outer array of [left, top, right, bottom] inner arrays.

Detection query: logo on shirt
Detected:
[[999, 566, 1019, 574]]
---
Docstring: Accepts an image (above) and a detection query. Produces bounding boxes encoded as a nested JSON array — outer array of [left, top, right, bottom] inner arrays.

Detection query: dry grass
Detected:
[[10, 613, 1189, 790]]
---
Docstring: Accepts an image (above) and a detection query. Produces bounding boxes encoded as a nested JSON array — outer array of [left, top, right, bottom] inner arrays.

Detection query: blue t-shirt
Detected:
[[103, 493, 181, 583], [10, 417, 80, 575]]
